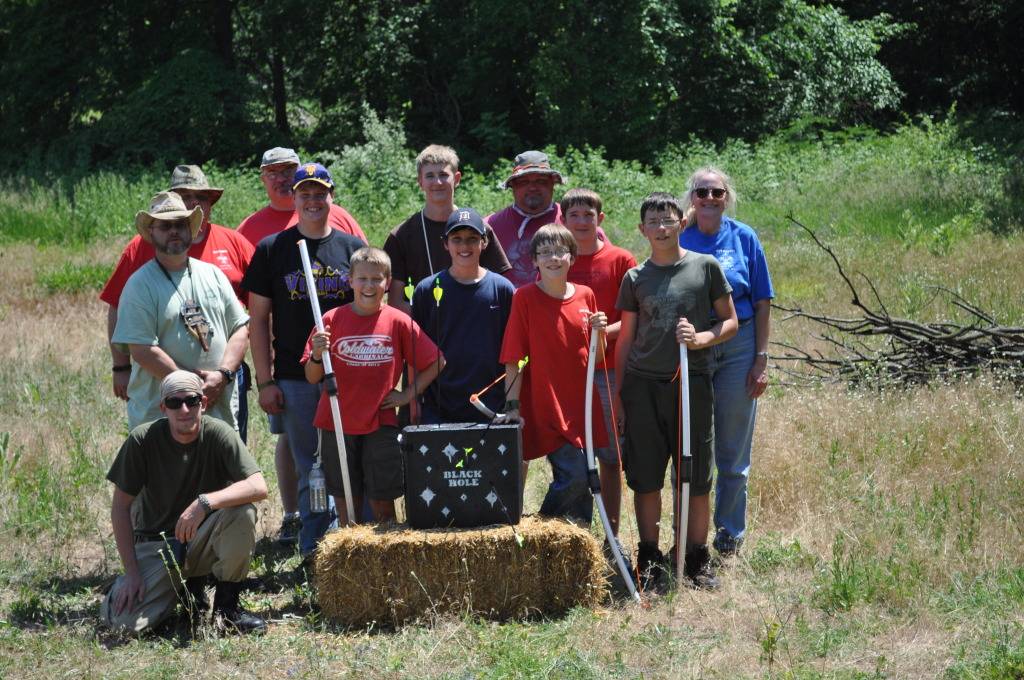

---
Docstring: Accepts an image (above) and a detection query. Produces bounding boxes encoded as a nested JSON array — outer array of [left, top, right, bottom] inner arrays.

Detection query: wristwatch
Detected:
[[217, 367, 236, 382], [197, 494, 212, 515], [756, 351, 770, 360]]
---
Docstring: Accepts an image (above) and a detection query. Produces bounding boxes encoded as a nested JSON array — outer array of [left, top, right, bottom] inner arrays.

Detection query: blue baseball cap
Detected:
[[292, 162, 334, 191], [444, 208, 487, 236]]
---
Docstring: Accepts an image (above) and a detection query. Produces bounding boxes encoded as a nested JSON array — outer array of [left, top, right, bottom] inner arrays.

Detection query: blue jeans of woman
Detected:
[[710, 320, 758, 551]]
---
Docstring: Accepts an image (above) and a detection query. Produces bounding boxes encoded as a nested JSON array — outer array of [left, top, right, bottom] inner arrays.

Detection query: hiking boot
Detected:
[[276, 513, 301, 547], [182, 576, 210, 624], [636, 541, 666, 591], [212, 581, 267, 635], [684, 544, 721, 591]]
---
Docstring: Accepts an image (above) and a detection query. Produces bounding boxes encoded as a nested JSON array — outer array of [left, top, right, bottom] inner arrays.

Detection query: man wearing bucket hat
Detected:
[[102, 370, 268, 635], [111, 192, 250, 432], [242, 162, 364, 558], [237, 148, 367, 546], [237, 146, 367, 247], [485, 150, 567, 289], [101, 166, 256, 437]]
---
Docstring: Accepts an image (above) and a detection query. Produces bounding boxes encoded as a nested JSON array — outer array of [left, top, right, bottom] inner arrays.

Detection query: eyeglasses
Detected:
[[693, 187, 727, 199], [535, 247, 572, 259], [643, 218, 680, 229], [262, 168, 296, 179], [164, 394, 202, 410]]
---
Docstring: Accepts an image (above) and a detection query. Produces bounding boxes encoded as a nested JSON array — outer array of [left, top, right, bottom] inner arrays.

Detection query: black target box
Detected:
[[400, 423, 523, 529]]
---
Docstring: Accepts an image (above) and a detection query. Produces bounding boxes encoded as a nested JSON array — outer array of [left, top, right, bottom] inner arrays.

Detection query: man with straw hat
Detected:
[[101, 166, 255, 436], [111, 191, 250, 431], [102, 370, 268, 635]]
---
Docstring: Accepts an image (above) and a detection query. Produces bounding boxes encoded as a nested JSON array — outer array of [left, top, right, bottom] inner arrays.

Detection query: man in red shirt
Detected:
[[236, 147, 367, 246], [101, 165, 255, 431]]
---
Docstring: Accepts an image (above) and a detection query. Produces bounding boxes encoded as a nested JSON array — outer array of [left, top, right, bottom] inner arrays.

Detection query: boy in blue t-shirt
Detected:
[[412, 208, 515, 423]]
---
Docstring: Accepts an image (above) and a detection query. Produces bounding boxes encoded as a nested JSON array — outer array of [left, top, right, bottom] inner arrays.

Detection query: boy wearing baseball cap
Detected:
[[411, 208, 515, 423]]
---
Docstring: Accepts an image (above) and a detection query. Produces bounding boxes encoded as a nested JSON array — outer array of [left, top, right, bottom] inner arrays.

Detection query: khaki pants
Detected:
[[101, 504, 257, 634]]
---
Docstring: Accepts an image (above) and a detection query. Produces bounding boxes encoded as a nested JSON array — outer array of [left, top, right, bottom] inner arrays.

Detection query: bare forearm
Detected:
[[107, 306, 131, 364], [111, 495, 139, 575], [220, 325, 249, 371], [129, 345, 179, 380], [503, 363, 522, 402], [412, 357, 445, 396], [753, 299, 771, 353], [206, 473, 268, 509]]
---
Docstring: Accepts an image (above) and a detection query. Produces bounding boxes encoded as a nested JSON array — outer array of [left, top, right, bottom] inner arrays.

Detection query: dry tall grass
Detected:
[[1, 230, 1022, 678]]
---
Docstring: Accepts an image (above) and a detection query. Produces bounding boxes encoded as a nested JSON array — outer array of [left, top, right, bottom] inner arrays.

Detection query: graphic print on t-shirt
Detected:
[[334, 334, 394, 367], [715, 248, 736, 272], [284, 261, 350, 301]]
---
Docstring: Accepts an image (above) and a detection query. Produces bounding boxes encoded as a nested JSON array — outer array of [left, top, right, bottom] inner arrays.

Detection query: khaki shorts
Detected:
[[620, 371, 714, 495], [317, 426, 404, 500]]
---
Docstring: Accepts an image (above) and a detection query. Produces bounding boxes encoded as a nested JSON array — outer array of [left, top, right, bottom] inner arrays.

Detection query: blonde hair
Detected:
[[416, 144, 460, 175], [349, 246, 392, 279], [683, 166, 737, 226]]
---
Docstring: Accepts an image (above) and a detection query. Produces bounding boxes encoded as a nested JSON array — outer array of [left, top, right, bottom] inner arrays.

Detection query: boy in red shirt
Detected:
[[304, 247, 443, 525], [499, 224, 607, 523], [564, 188, 637, 541]]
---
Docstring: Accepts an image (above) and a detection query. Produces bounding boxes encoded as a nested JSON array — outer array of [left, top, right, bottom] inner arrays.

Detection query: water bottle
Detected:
[[309, 463, 328, 514]]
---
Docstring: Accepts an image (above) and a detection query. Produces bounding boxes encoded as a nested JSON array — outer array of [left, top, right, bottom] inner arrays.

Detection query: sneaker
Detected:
[[684, 544, 721, 591], [713, 529, 742, 558], [636, 541, 666, 591], [277, 513, 301, 547]]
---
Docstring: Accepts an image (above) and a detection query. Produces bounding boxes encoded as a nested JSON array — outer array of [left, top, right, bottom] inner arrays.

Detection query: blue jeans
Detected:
[[538, 444, 593, 524], [277, 379, 335, 555], [710, 320, 758, 550]]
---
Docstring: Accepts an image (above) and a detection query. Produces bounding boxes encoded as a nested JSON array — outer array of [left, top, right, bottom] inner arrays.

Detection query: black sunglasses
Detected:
[[164, 394, 203, 410], [693, 187, 727, 199]]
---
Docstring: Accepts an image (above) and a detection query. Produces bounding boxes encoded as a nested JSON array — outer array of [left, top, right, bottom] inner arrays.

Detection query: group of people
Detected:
[[99, 144, 773, 635]]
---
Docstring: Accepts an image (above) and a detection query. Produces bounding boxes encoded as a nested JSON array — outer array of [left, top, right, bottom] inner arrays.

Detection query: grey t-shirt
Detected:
[[616, 252, 731, 378]]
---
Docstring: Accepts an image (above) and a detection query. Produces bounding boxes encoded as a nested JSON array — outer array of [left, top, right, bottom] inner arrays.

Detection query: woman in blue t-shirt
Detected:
[[679, 166, 775, 557]]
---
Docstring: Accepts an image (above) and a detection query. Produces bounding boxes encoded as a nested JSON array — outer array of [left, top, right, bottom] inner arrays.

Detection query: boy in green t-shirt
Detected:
[[614, 192, 737, 589]]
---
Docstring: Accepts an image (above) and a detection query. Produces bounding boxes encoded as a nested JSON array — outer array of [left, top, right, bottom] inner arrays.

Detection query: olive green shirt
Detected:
[[616, 252, 731, 378], [107, 416, 261, 537]]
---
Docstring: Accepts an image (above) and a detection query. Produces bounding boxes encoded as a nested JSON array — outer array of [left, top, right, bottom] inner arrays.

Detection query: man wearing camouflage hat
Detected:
[[101, 165, 256, 437], [111, 192, 250, 431]]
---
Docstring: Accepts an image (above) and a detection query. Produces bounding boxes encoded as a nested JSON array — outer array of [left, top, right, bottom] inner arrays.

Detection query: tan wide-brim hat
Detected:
[[168, 164, 224, 205], [134, 191, 204, 243]]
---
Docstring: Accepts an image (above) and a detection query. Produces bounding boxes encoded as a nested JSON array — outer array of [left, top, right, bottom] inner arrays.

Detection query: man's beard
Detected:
[[154, 236, 191, 256]]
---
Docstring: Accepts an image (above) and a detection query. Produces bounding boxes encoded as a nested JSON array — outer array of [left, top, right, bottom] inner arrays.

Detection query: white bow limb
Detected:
[[585, 329, 641, 602], [298, 239, 356, 525]]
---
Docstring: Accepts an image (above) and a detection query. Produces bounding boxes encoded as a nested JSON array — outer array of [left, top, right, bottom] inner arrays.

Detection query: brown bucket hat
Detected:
[[168, 165, 224, 205], [134, 192, 204, 243]]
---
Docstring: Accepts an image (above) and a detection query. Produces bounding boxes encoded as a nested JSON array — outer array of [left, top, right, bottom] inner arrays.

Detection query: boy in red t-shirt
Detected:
[[304, 247, 443, 525], [563, 188, 637, 543], [498, 224, 607, 523]]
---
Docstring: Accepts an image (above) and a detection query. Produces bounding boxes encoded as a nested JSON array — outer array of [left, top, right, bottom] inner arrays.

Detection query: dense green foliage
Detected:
[[1, 0, 908, 168]]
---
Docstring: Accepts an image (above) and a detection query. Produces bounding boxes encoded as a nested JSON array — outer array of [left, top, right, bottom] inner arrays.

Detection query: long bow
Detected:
[[585, 329, 641, 602]]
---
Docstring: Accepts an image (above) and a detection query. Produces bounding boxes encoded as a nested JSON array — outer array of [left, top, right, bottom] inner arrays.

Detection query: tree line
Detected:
[[1, 0, 1019, 171]]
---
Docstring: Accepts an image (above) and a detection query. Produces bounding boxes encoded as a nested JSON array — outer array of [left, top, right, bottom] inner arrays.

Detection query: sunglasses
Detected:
[[693, 187, 727, 199], [164, 394, 203, 410]]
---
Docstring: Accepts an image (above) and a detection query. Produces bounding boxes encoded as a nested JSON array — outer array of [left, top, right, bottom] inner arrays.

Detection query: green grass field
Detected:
[[1, 120, 1022, 678]]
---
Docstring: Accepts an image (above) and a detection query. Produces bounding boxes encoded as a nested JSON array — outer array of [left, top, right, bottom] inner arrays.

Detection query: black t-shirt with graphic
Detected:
[[242, 226, 363, 380]]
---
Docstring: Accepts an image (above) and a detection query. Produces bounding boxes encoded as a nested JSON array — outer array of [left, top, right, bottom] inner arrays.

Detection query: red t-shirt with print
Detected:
[[302, 304, 440, 434], [99, 223, 255, 306], [499, 282, 608, 460], [237, 204, 367, 247]]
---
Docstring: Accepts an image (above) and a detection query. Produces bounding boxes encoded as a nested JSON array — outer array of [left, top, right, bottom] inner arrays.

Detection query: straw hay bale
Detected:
[[315, 515, 607, 626]]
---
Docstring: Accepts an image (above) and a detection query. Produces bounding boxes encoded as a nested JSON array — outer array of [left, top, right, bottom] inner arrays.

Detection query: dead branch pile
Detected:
[[773, 217, 1024, 388]]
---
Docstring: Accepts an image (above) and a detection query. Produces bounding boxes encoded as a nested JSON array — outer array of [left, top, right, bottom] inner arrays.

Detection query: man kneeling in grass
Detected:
[[102, 371, 268, 635]]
